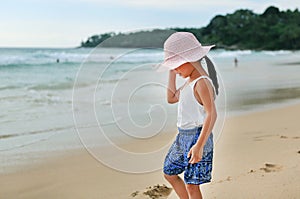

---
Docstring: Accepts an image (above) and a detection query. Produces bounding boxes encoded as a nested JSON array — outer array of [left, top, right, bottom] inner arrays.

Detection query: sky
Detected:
[[0, 0, 299, 47]]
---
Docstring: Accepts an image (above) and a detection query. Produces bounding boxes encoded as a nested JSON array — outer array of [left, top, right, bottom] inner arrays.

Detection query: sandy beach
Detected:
[[1, 1, 300, 198], [0, 102, 299, 199]]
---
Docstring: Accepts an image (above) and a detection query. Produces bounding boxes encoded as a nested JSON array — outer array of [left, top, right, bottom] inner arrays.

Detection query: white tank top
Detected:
[[177, 76, 216, 129]]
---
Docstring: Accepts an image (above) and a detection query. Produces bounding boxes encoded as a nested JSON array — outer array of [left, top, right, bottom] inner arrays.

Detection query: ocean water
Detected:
[[1, 47, 300, 173]]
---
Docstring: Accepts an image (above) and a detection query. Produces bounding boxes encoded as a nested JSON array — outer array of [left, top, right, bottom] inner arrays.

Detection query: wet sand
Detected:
[[1, 102, 300, 198]]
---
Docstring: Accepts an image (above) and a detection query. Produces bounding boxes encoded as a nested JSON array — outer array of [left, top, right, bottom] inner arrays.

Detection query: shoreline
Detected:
[[2, 96, 300, 174], [226, 97, 300, 118], [1, 101, 300, 198]]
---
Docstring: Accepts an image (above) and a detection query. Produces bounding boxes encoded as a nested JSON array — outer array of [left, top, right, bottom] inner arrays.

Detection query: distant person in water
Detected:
[[56, 59, 60, 63], [234, 57, 238, 67]]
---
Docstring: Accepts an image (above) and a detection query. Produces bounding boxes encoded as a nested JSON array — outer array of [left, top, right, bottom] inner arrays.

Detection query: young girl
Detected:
[[157, 32, 219, 199]]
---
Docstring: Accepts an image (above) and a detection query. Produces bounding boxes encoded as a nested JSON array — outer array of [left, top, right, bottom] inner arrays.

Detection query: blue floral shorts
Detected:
[[163, 126, 214, 185]]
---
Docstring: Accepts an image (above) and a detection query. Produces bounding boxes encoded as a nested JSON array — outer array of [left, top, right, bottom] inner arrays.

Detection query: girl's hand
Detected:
[[169, 69, 177, 76], [187, 145, 204, 164]]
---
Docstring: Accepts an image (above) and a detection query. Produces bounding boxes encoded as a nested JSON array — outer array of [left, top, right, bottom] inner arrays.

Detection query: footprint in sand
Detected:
[[253, 134, 300, 141], [130, 184, 173, 199], [280, 135, 300, 139], [280, 135, 288, 139], [215, 176, 232, 183], [253, 134, 276, 141], [259, 163, 282, 173]]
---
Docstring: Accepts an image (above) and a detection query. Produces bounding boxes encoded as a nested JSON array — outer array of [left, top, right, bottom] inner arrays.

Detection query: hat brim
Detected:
[[156, 44, 215, 72]]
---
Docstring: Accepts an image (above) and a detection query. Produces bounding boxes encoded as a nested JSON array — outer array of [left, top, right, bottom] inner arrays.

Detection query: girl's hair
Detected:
[[201, 56, 219, 96]]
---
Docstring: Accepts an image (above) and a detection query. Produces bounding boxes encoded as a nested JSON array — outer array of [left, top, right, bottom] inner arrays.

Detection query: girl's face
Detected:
[[174, 62, 194, 78]]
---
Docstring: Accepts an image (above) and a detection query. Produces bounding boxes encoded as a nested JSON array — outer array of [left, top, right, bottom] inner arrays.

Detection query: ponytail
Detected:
[[202, 56, 219, 96]]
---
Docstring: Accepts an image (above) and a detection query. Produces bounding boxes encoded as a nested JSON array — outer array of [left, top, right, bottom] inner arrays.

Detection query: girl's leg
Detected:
[[186, 184, 202, 199], [164, 174, 189, 199]]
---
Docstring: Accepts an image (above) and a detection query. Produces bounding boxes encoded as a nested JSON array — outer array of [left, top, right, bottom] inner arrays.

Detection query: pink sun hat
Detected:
[[156, 32, 215, 72]]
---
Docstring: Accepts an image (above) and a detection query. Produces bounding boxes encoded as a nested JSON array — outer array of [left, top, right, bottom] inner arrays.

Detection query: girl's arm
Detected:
[[187, 79, 217, 163], [194, 79, 217, 147], [167, 70, 180, 104]]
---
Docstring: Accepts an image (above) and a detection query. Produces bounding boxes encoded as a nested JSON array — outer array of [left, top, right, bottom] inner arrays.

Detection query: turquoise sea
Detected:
[[1, 47, 300, 173]]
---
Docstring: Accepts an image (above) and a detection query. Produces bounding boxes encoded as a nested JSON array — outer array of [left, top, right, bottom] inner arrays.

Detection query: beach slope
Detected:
[[1, 103, 300, 199]]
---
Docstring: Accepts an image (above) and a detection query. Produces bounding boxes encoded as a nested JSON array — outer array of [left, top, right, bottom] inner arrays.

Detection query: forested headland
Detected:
[[80, 6, 300, 50]]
